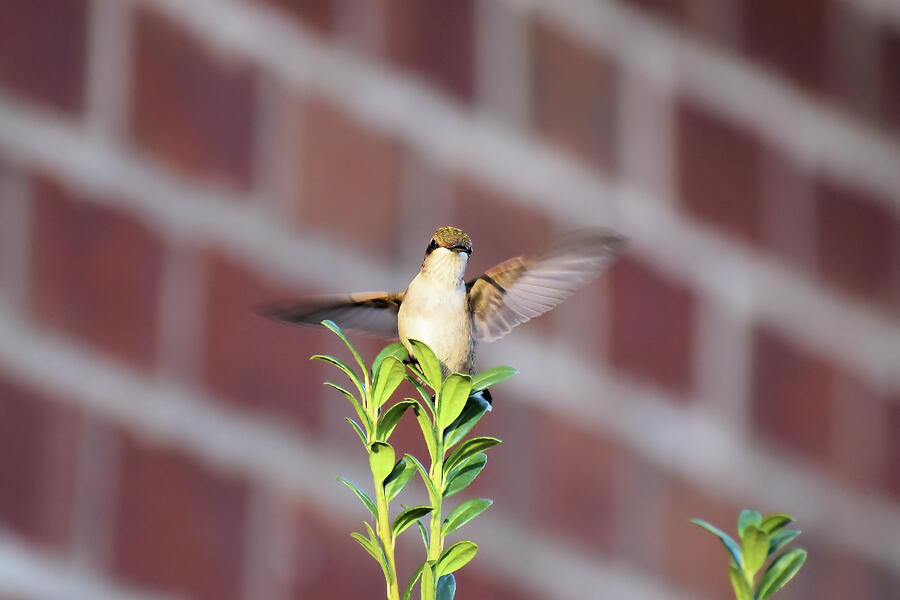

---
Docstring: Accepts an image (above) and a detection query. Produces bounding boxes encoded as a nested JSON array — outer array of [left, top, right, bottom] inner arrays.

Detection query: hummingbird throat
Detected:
[[421, 248, 468, 287]]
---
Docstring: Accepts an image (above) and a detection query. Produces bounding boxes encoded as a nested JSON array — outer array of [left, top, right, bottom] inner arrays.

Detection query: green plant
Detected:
[[692, 510, 807, 600], [313, 320, 516, 600]]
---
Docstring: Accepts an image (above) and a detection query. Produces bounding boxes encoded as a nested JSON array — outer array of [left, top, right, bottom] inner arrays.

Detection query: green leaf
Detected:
[[363, 521, 377, 545], [442, 498, 492, 536], [435, 573, 457, 600], [320, 320, 367, 381], [437, 373, 472, 430], [443, 394, 491, 449], [406, 374, 434, 413], [413, 401, 437, 462], [760, 513, 794, 534], [470, 365, 517, 391], [372, 342, 408, 380], [384, 456, 416, 502], [768, 529, 801, 557], [728, 564, 753, 600], [444, 436, 501, 475], [337, 477, 376, 518], [434, 541, 478, 577], [313, 355, 364, 397], [741, 525, 770, 579], [350, 531, 383, 564], [443, 453, 487, 498], [757, 548, 807, 600], [392, 505, 433, 539], [402, 564, 424, 600], [406, 454, 439, 502], [369, 442, 396, 484], [372, 356, 407, 409], [691, 519, 743, 568], [345, 417, 367, 445], [377, 400, 416, 442], [421, 562, 436, 600], [416, 518, 429, 549], [738, 509, 762, 538], [324, 382, 372, 435], [408, 339, 443, 392]]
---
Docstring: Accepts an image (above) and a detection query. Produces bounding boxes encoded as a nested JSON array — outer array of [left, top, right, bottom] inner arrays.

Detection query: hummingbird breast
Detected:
[[398, 273, 475, 375]]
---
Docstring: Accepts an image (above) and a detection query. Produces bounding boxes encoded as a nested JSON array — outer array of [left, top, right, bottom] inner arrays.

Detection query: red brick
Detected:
[[202, 251, 330, 432], [885, 399, 900, 501], [814, 177, 898, 308], [742, 0, 828, 92], [676, 102, 764, 245], [881, 30, 900, 132], [382, 0, 475, 102], [0, 375, 80, 549], [532, 415, 617, 551], [297, 98, 403, 257], [254, 0, 334, 35], [0, 0, 87, 114], [661, 480, 743, 600], [29, 176, 164, 369], [607, 256, 696, 396], [751, 326, 834, 461], [130, 8, 257, 189], [112, 433, 248, 600], [531, 19, 618, 172]]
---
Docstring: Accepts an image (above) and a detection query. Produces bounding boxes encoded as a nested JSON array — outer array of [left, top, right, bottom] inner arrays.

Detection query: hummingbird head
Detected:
[[427, 226, 473, 256], [421, 226, 472, 284]]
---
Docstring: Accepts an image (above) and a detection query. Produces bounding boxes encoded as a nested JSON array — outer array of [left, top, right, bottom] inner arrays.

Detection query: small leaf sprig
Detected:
[[312, 320, 516, 600], [692, 509, 807, 600], [401, 339, 516, 600]]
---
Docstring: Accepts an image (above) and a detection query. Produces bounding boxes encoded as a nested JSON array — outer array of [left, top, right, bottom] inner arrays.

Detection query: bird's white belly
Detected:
[[398, 277, 473, 374]]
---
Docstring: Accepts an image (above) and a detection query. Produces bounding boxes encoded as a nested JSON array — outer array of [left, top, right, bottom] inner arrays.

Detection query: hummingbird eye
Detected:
[[428, 239, 439, 251]]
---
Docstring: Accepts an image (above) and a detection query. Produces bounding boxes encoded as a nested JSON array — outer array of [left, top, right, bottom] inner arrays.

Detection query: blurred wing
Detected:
[[260, 291, 404, 338], [466, 231, 624, 342]]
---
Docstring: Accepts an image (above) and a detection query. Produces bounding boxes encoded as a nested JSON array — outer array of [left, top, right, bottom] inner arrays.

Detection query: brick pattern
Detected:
[[129, 7, 258, 190], [112, 433, 249, 600], [0, 0, 898, 599], [0, 0, 88, 114], [29, 175, 164, 370], [0, 375, 80, 550], [530, 18, 619, 172], [676, 100, 764, 245]]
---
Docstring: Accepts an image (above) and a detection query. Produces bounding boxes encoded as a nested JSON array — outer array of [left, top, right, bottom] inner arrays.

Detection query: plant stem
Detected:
[[365, 382, 400, 600], [421, 422, 445, 600], [427, 436, 445, 561], [373, 467, 400, 600]]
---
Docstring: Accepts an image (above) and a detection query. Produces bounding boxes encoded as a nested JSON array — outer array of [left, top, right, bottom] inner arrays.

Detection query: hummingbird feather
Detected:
[[466, 231, 623, 342], [260, 291, 404, 338]]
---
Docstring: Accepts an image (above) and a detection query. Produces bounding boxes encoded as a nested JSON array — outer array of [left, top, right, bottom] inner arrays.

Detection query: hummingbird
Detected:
[[263, 226, 623, 377]]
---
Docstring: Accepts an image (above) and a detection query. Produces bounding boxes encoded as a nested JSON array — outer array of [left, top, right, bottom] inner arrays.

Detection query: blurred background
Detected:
[[0, 0, 899, 599]]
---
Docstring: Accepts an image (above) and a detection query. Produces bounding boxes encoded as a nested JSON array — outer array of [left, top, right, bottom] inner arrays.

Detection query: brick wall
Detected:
[[0, 0, 898, 599]]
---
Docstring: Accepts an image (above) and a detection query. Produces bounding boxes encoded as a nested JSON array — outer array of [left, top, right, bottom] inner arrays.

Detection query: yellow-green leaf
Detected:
[[369, 442, 395, 484]]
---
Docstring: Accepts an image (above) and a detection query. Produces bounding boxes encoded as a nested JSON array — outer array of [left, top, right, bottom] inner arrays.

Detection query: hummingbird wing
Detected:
[[466, 231, 623, 342], [260, 291, 404, 338]]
